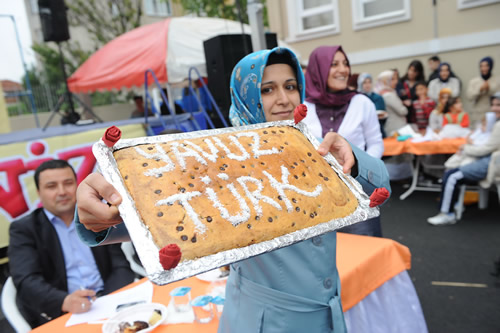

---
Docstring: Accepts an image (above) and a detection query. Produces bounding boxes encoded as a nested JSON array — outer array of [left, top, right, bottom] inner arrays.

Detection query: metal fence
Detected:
[[6, 84, 119, 116]]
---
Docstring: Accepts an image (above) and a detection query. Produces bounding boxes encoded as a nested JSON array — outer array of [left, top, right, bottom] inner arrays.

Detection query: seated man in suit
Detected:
[[8, 160, 135, 328]]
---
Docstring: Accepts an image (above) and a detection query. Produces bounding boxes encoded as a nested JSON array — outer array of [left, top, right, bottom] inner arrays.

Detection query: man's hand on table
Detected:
[[77, 173, 122, 232], [62, 289, 96, 314]]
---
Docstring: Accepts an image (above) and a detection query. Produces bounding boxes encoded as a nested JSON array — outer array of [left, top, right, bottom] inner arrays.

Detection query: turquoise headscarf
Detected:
[[229, 47, 305, 126]]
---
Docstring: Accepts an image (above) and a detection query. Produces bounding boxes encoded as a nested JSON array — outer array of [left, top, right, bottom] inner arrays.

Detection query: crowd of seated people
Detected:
[[353, 54, 499, 227]]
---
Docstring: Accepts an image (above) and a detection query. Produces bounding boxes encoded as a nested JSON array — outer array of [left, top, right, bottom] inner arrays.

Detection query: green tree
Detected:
[[174, 0, 268, 27], [30, 0, 143, 86], [66, 0, 143, 48]]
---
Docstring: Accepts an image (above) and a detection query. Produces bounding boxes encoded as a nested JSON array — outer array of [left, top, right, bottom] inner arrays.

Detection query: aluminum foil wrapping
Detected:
[[93, 120, 379, 285]]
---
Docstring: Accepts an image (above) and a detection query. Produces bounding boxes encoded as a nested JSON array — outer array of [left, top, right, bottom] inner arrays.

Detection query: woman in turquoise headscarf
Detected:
[[74, 47, 390, 333], [218, 47, 391, 333]]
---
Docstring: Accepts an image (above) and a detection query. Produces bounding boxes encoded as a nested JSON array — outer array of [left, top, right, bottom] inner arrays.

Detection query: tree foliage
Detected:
[[66, 0, 143, 48], [174, 0, 268, 27], [28, 0, 143, 87]]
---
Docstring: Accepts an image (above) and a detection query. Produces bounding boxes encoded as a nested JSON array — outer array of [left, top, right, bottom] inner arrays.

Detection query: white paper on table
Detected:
[[397, 124, 422, 139], [411, 127, 441, 142], [65, 280, 154, 327]]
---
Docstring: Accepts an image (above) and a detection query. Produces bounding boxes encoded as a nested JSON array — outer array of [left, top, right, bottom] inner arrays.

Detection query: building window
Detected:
[[286, 0, 340, 42], [145, 0, 172, 17], [458, 0, 500, 10], [351, 0, 411, 31]]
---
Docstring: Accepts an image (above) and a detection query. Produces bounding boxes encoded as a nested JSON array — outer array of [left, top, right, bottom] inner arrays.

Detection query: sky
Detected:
[[0, 0, 36, 82]]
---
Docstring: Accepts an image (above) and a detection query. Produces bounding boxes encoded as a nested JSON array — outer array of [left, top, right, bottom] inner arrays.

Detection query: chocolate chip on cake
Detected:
[[206, 216, 213, 222], [176, 226, 184, 231], [157, 212, 163, 217], [181, 235, 188, 241]]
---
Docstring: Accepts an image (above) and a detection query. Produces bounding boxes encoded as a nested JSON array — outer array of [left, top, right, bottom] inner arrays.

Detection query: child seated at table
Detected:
[[442, 97, 470, 128], [412, 81, 436, 131], [429, 87, 452, 133]]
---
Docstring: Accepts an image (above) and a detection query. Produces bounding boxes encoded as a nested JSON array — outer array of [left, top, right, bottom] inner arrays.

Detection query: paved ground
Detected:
[[381, 183, 500, 333], [1, 182, 499, 332]]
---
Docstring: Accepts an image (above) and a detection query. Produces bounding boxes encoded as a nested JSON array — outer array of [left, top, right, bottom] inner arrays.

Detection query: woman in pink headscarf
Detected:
[[302, 45, 385, 237]]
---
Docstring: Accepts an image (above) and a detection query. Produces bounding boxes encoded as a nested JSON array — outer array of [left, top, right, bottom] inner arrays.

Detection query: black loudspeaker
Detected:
[[203, 33, 278, 122], [38, 0, 70, 42]]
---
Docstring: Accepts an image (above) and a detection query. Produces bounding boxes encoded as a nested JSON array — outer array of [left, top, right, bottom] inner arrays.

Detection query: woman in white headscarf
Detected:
[[358, 73, 387, 138], [375, 70, 408, 137]]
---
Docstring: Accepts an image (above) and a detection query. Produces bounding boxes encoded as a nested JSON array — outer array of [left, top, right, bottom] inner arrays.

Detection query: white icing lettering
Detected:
[[237, 176, 281, 216], [135, 145, 175, 177], [218, 173, 229, 180], [205, 184, 251, 227], [200, 176, 211, 185], [263, 165, 323, 212], [170, 142, 207, 170], [236, 132, 279, 158], [155, 191, 206, 233], [184, 139, 219, 162], [212, 136, 250, 161]]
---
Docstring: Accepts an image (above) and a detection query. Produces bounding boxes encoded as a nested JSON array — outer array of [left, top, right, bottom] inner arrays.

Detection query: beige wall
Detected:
[[438, 0, 500, 37], [350, 45, 500, 113], [267, 1, 500, 114], [272, 1, 500, 56]]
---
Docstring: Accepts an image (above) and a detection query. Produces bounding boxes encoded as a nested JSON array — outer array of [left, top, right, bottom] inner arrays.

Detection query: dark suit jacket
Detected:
[[8, 208, 135, 328]]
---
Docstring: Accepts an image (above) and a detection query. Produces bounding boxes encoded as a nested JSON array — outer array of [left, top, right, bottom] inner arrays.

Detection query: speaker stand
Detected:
[[42, 92, 103, 131]]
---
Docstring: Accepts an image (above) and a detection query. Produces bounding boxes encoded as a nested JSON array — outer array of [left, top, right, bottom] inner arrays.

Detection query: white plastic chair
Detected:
[[1, 277, 31, 333], [455, 185, 489, 220], [121, 242, 147, 278]]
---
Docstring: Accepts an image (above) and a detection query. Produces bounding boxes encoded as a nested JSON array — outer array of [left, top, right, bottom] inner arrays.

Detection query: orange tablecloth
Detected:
[[383, 137, 466, 156], [32, 233, 411, 333]]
